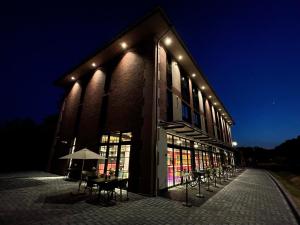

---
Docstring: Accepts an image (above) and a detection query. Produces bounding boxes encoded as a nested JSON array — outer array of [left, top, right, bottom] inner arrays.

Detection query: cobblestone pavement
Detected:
[[0, 169, 297, 225]]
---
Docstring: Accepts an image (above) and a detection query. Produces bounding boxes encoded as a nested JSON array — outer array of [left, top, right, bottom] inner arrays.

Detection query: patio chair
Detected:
[[102, 179, 118, 202], [117, 179, 129, 201]]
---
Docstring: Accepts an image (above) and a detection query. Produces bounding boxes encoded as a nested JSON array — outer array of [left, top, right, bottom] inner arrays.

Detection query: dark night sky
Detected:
[[1, 0, 300, 148]]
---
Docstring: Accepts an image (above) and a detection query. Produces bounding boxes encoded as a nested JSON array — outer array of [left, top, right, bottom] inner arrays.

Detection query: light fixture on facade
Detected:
[[218, 108, 222, 111], [164, 37, 172, 46], [192, 73, 196, 78], [71, 76, 76, 81], [208, 95, 212, 99], [120, 42, 127, 49], [213, 102, 217, 105], [201, 86, 205, 90], [92, 62, 97, 67], [176, 140, 182, 144], [232, 141, 238, 147], [178, 55, 183, 60], [194, 144, 198, 148], [222, 113, 225, 115]]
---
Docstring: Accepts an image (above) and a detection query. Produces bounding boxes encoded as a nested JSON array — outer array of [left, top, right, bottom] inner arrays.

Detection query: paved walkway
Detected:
[[0, 169, 297, 225]]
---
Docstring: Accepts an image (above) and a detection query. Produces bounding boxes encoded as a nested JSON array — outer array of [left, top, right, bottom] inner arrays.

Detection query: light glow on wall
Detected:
[[164, 37, 172, 46], [120, 42, 127, 49]]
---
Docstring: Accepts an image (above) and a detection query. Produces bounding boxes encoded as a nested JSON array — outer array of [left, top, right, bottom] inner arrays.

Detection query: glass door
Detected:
[[167, 148, 174, 187], [174, 148, 181, 185]]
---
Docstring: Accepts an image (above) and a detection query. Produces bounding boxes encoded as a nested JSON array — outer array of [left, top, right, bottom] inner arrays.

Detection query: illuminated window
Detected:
[[98, 146, 107, 174], [101, 135, 108, 143], [106, 145, 118, 176], [167, 134, 173, 144], [98, 132, 132, 178], [121, 132, 132, 142], [109, 133, 120, 143], [119, 145, 131, 178]]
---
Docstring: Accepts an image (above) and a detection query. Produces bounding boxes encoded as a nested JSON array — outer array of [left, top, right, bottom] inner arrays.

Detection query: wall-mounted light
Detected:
[[213, 102, 217, 105], [194, 144, 198, 148], [232, 141, 238, 147], [208, 95, 212, 99], [92, 62, 97, 67], [192, 73, 196, 78], [201, 86, 205, 90], [164, 37, 172, 46], [120, 42, 127, 49], [71, 76, 76, 81], [178, 55, 183, 60]]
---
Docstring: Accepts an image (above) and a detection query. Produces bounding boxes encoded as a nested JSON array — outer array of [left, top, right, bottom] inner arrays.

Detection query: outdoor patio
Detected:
[[0, 169, 297, 225]]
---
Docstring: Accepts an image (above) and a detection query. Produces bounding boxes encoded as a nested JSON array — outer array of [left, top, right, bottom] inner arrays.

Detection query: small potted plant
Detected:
[[108, 169, 115, 179]]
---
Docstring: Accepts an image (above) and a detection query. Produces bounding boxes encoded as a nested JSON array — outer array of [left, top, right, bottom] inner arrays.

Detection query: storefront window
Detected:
[[99, 132, 131, 178], [106, 145, 118, 175], [119, 145, 130, 178], [167, 134, 173, 145], [99, 146, 107, 174], [167, 148, 174, 187], [174, 149, 181, 185]]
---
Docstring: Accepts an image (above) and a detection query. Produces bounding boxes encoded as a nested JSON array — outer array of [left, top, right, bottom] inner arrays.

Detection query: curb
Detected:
[[266, 170, 300, 225]]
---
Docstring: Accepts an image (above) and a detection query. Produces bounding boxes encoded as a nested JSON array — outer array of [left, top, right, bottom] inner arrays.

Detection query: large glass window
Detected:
[[182, 102, 191, 123], [192, 83, 200, 112], [174, 148, 181, 185], [193, 112, 201, 128], [180, 73, 190, 102], [167, 148, 174, 187], [182, 149, 192, 173], [99, 146, 107, 174], [98, 132, 132, 178], [119, 145, 130, 178], [107, 145, 118, 175]]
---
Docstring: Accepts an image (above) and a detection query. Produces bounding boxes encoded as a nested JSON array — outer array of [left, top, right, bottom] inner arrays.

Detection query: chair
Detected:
[[85, 174, 98, 196], [117, 179, 129, 201], [102, 179, 118, 202]]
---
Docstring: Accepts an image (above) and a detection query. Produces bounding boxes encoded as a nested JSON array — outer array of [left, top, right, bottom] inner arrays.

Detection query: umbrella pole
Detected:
[[78, 159, 85, 192]]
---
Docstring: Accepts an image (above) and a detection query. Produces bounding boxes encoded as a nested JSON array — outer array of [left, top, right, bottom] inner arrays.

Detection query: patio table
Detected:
[[89, 178, 125, 203]]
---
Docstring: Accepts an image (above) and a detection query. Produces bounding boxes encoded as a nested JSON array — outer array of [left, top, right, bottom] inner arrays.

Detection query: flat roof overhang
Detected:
[[160, 120, 235, 151], [54, 8, 234, 124]]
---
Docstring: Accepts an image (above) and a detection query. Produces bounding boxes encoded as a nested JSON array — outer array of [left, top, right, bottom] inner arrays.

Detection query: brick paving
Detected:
[[0, 169, 297, 225]]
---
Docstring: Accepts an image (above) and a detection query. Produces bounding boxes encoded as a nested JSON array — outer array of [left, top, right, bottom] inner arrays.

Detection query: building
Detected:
[[48, 8, 236, 196]]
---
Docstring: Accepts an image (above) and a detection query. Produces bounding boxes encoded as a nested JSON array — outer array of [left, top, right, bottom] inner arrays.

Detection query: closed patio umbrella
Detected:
[[60, 148, 106, 191]]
